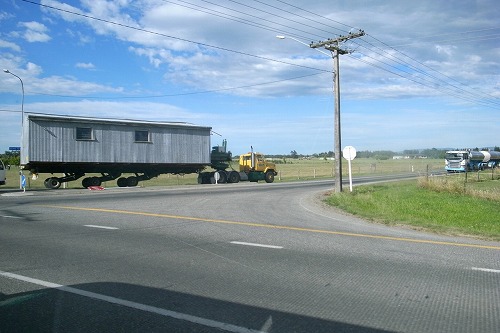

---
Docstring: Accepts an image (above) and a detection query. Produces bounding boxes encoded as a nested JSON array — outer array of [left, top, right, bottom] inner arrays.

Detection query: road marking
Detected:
[[230, 241, 283, 249], [471, 267, 500, 274], [39, 205, 500, 251], [0, 270, 265, 333], [84, 225, 118, 230], [1, 215, 23, 219]]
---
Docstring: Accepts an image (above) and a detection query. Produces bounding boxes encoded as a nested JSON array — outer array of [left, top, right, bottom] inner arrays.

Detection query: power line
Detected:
[[260, 1, 500, 109], [18, 0, 499, 109], [360, 34, 500, 108], [20, 0, 328, 74]]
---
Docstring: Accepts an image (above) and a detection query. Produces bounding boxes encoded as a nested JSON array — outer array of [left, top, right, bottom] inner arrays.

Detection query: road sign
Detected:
[[9, 147, 20, 151], [342, 146, 357, 192], [342, 146, 357, 161]]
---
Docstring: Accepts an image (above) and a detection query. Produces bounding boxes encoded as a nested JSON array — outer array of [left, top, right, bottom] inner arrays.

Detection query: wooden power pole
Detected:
[[310, 30, 365, 192]]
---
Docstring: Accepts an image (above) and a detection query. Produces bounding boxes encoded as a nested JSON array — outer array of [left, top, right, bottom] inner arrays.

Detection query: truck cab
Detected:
[[239, 152, 277, 183]]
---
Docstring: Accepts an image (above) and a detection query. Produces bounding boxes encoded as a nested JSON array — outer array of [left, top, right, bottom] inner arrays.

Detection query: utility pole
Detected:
[[310, 30, 365, 193]]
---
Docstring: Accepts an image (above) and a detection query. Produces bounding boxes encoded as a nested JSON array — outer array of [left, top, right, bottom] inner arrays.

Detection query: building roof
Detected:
[[25, 112, 211, 130]]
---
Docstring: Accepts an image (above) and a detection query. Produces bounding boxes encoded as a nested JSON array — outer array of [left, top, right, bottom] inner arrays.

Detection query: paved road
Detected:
[[1, 179, 499, 332]]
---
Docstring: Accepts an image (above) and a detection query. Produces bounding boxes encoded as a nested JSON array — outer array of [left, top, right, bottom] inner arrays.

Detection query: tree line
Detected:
[[0, 151, 20, 167], [270, 147, 500, 160]]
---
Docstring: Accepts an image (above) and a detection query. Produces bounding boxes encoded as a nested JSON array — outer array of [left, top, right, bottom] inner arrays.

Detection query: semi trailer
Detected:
[[445, 150, 500, 172], [21, 113, 277, 189]]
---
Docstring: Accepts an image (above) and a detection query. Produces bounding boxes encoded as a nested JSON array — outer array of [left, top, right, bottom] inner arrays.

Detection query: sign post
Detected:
[[21, 173, 26, 192], [342, 146, 357, 192]]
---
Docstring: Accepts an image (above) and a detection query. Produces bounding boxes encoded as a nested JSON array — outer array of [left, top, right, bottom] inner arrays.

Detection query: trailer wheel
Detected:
[[90, 177, 101, 186], [45, 177, 61, 189], [117, 177, 128, 187], [216, 171, 227, 184], [198, 172, 211, 184], [265, 171, 275, 183], [82, 177, 91, 188], [228, 171, 240, 183], [127, 176, 139, 187]]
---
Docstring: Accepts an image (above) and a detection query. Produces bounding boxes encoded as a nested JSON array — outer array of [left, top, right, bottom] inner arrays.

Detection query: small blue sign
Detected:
[[21, 175, 26, 188], [9, 147, 20, 151]]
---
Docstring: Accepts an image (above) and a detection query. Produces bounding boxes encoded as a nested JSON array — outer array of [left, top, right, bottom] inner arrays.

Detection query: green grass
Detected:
[[325, 178, 500, 241]]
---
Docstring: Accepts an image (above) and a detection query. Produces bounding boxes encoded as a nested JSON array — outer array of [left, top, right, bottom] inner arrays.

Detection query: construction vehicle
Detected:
[[198, 140, 277, 184]]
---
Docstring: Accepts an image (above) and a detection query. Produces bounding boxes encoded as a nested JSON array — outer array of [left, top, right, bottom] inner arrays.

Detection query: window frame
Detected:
[[76, 127, 94, 141], [134, 130, 151, 143]]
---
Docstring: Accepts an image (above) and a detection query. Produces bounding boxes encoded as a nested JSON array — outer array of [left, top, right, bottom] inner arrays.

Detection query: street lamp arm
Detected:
[[3, 69, 24, 112]]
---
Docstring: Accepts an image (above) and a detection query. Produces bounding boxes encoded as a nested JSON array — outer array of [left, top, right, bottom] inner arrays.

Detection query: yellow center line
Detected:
[[40, 205, 500, 250]]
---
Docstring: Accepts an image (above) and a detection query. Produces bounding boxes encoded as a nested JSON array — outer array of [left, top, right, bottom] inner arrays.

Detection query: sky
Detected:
[[1, 0, 499, 156]]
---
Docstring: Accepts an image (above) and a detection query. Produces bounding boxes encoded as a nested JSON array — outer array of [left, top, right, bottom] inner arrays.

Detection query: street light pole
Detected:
[[4, 69, 25, 190]]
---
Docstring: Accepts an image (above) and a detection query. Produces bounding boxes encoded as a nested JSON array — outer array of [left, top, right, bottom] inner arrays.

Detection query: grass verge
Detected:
[[325, 178, 500, 241]]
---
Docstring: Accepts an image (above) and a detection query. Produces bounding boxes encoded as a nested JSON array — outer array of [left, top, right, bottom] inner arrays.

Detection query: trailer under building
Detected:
[[21, 113, 213, 189]]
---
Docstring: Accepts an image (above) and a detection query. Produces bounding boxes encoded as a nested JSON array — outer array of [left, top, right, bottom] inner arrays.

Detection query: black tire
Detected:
[[90, 177, 101, 186], [46, 177, 61, 189], [127, 176, 139, 187], [228, 171, 240, 183], [117, 177, 128, 187], [216, 171, 227, 184], [265, 171, 275, 183], [82, 177, 91, 188]]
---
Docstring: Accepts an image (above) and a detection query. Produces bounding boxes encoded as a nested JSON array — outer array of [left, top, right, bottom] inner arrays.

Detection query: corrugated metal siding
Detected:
[[25, 115, 211, 164]]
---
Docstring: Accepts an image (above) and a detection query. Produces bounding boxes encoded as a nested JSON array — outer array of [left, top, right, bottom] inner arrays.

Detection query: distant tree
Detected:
[[289, 150, 298, 159], [403, 149, 419, 156], [421, 148, 446, 159], [372, 150, 395, 160], [0, 151, 20, 166]]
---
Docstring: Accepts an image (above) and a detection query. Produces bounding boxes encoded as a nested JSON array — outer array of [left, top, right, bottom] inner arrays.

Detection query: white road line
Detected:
[[230, 241, 283, 249], [84, 225, 119, 230], [0, 270, 265, 333], [1, 215, 23, 219], [471, 267, 500, 274]]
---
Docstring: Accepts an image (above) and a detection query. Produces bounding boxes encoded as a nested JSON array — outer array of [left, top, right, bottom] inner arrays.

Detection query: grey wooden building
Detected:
[[21, 113, 213, 188]]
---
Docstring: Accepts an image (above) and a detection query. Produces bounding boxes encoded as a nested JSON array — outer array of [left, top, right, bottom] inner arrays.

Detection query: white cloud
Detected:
[[75, 62, 96, 70], [18, 21, 51, 42], [0, 39, 21, 52]]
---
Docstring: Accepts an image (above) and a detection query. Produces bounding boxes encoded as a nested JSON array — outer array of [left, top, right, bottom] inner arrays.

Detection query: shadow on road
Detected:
[[1, 281, 395, 333]]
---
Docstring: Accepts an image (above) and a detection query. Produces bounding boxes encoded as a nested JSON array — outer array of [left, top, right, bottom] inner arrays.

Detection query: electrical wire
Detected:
[[17, 0, 500, 109]]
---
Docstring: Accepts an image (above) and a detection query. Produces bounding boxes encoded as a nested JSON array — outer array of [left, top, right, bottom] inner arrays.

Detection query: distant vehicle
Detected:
[[21, 113, 277, 189], [445, 150, 500, 172], [0, 160, 6, 185]]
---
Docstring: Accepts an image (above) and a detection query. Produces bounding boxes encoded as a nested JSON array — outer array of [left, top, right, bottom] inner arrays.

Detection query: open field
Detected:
[[3, 157, 445, 189]]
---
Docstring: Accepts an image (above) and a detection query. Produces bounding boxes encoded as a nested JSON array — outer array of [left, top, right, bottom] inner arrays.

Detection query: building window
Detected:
[[135, 130, 150, 143], [76, 127, 93, 140]]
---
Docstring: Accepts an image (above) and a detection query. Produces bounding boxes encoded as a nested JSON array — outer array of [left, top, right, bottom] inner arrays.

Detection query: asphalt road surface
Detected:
[[1, 178, 499, 332]]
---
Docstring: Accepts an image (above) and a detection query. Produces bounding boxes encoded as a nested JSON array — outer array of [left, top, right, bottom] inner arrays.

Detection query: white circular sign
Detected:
[[343, 146, 357, 161]]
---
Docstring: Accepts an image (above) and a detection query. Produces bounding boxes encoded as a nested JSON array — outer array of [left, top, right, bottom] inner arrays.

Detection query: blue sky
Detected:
[[1, 0, 499, 156]]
